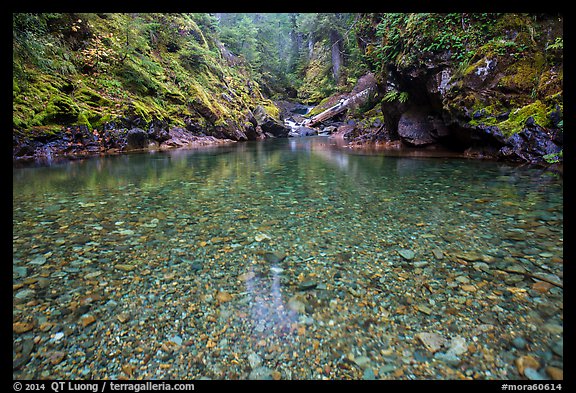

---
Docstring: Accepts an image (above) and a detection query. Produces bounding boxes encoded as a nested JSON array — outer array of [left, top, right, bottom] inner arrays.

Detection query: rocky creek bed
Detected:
[[13, 140, 563, 380]]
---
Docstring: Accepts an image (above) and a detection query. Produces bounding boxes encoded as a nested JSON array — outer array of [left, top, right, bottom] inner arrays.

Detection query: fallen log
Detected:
[[304, 87, 374, 127]]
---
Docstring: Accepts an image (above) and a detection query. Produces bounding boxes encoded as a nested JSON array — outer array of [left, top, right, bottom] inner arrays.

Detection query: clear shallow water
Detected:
[[13, 137, 563, 380]]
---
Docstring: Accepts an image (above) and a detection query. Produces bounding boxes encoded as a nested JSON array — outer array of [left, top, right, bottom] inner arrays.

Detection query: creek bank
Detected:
[[12, 103, 294, 164], [12, 125, 236, 164], [291, 68, 562, 167]]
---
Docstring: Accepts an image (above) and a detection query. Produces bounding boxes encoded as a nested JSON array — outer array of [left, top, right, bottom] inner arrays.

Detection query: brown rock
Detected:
[[81, 315, 96, 327], [545, 366, 563, 380], [117, 312, 131, 324], [122, 364, 136, 377], [13, 322, 34, 334], [216, 291, 233, 303], [49, 351, 66, 365], [515, 355, 540, 377], [532, 281, 554, 294]]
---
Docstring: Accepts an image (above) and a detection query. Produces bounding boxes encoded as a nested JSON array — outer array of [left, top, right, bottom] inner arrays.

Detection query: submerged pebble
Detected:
[[12, 138, 563, 380]]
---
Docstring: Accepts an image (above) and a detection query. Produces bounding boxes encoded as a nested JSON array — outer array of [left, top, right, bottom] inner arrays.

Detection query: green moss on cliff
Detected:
[[498, 100, 551, 136], [13, 13, 281, 141], [470, 99, 553, 138], [498, 54, 545, 95]]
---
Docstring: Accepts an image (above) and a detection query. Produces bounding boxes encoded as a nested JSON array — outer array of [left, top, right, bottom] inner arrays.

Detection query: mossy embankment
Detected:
[[13, 13, 286, 160], [309, 13, 564, 164]]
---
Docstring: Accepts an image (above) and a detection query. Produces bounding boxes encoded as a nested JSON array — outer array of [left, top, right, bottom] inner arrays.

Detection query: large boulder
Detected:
[[397, 109, 450, 146], [148, 120, 171, 143], [126, 128, 149, 150], [499, 121, 563, 163], [290, 126, 318, 137], [252, 105, 290, 138]]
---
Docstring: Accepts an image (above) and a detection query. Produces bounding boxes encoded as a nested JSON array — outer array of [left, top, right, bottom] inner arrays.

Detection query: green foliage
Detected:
[[363, 13, 545, 72], [547, 37, 563, 50], [543, 150, 562, 164], [383, 90, 409, 103], [12, 12, 281, 139]]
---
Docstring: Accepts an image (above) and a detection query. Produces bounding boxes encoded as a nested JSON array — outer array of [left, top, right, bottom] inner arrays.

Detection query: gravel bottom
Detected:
[[13, 146, 563, 380]]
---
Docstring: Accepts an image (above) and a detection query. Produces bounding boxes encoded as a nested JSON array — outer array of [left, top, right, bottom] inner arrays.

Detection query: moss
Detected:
[[306, 96, 336, 117], [536, 69, 563, 98], [77, 111, 93, 131], [29, 94, 80, 126], [497, 100, 551, 137], [13, 77, 21, 95], [261, 100, 280, 120], [498, 55, 544, 93], [298, 41, 336, 103], [74, 87, 113, 108], [91, 113, 114, 129], [12, 13, 308, 138]]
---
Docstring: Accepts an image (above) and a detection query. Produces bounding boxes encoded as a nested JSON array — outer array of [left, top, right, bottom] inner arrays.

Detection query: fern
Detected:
[[383, 90, 409, 103]]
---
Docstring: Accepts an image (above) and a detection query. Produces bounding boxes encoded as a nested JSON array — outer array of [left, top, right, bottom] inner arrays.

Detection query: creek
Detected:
[[13, 137, 563, 379]]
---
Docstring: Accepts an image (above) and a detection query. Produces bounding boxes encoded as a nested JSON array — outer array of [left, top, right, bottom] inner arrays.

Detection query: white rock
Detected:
[[415, 332, 446, 353], [446, 336, 468, 356], [248, 352, 262, 369]]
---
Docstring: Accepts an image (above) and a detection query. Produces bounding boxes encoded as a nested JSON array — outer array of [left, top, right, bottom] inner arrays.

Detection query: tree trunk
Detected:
[[304, 86, 375, 127], [330, 29, 343, 84]]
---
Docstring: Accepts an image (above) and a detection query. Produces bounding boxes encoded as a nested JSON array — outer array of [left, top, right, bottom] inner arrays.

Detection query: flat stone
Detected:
[[116, 312, 131, 324], [249, 366, 273, 380], [545, 366, 563, 380], [216, 291, 233, 303], [80, 315, 96, 327], [434, 351, 461, 366], [14, 266, 28, 279], [431, 249, 444, 260], [354, 356, 371, 369], [248, 352, 262, 369], [14, 289, 35, 303], [379, 364, 396, 375], [298, 281, 317, 291], [415, 332, 446, 353], [455, 251, 481, 262], [511, 337, 528, 350], [169, 335, 183, 346], [263, 252, 286, 264], [28, 255, 47, 265], [238, 272, 256, 281], [524, 368, 547, 380], [507, 264, 527, 274], [287, 297, 306, 314], [473, 262, 490, 272], [515, 355, 540, 376], [446, 336, 468, 356], [362, 368, 376, 380], [49, 351, 66, 365], [13, 322, 34, 334], [254, 233, 271, 242], [551, 340, 563, 357], [115, 264, 136, 272], [84, 271, 103, 280], [398, 249, 415, 260], [543, 323, 563, 335], [417, 304, 434, 315]]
